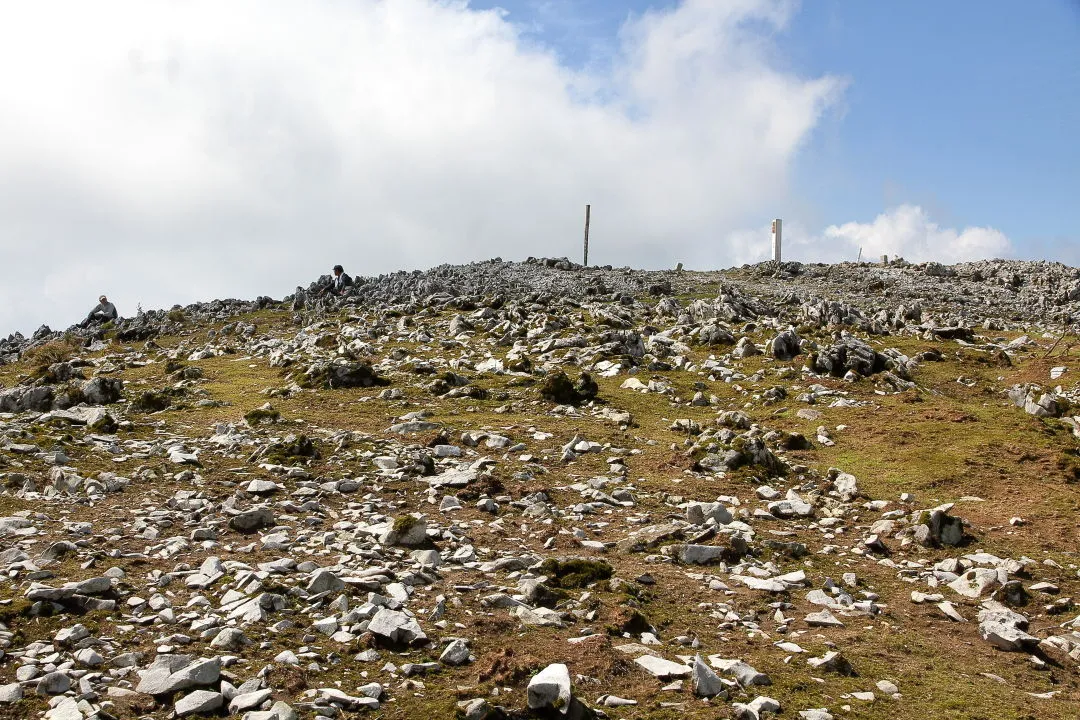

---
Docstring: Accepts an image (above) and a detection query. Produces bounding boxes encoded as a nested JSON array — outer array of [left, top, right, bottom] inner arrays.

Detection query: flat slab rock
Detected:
[[635, 655, 692, 679], [805, 610, 845, 627], [428, 468, 478, 488]]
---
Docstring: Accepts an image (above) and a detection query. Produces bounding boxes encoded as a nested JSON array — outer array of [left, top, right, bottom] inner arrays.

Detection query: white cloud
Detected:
[[0, 0, 843, 335], [819, 204, 1012, 264], [725, 205, 1013, 266]]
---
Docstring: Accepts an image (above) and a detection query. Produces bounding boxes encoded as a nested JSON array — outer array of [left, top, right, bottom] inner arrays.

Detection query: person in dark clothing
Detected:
[[80, 295, 118, 327], [320, 265, 353, 297]]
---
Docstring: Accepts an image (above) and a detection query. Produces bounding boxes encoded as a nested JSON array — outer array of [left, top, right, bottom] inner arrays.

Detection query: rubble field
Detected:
[[0, 257, 1078, 720]]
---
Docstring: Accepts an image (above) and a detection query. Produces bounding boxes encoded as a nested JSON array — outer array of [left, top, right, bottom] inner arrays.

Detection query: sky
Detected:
[[1, 0, 1077, 336]]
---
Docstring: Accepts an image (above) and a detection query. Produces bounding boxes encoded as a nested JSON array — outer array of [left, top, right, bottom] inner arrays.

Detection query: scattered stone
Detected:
[[380, 515, 429, 547], [978, 602, 1038, 651], [805, 610, 845, 628], [0, 257, 1075, 720]]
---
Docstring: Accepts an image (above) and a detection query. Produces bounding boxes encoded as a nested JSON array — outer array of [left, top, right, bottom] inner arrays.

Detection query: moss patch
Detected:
[[538, 558, 614, 589], [298, 362, 390, 390], [130, 388, 185, 412], [392, 515, 420, 534], [244, 407, 281, 425]]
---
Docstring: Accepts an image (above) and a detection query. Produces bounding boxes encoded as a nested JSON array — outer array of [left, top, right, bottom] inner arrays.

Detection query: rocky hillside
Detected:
[[0, 257, 1078, 720]]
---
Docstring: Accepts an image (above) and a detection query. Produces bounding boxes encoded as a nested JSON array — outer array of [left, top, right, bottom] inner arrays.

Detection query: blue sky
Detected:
[[475, 0, 1080, 261]]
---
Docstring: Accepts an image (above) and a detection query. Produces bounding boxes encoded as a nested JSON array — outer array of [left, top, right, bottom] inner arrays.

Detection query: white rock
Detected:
[[43, 697, 83, 720], [805, 610, 845, 627], [948, 568, 1002, 598], [527, 663, 571, 714], [692, 654, 724, 698], [0, 684, 23, 704], [876, 680, 899, 695], [978, 604, 1038, 651], [601, 695, 638, 706], [229, 688, 273, 714]]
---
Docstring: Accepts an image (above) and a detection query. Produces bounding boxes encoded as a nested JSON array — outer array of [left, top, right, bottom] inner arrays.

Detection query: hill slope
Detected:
[[0, 257, 1078, 720]]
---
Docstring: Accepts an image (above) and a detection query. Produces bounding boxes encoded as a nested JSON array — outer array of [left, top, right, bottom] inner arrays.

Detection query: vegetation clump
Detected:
[[538, 558, 614, 589], [607, 607, 651, 636], [506, 355, 532, 373], [778, 432, 812, 451], [262, 435, 319, 465], [392, 515, 420, 534], [1057, 450, 1080, 483], [89, 414, 118, 433], [476, 648, 541, 686], [130, 388, 185, 413], [21, 338, 82, 377], [244, 406, 281, 425], [299, 361, 390, 390], [539, 370, 598, 405]]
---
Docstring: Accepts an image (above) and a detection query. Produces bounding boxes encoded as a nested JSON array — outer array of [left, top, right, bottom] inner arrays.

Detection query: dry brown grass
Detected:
[[19, 337, 83, 374]]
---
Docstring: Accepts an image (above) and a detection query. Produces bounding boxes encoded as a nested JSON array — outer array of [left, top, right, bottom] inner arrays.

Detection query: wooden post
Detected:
[[583, 204, 591, 267]]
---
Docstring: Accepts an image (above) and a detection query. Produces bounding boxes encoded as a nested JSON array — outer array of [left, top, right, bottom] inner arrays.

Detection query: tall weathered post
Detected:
[[583, 204, 591, 267], [771, 219, 782, 263]]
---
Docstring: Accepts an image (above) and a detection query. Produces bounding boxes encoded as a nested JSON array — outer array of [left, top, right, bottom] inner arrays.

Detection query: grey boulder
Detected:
[[229, 507, 275, 533], [367, 608, 428, 646]]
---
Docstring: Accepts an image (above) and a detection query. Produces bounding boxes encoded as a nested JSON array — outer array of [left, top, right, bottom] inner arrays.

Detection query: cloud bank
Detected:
[[725, 205, 1014, 266], [2, 1, 1015, 338], [0, 0, 843, 335], [820, 204, 1012, 264]]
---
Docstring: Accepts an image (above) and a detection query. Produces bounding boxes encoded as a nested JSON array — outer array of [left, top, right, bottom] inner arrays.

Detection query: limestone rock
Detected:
[[527, 663, 571, 714]]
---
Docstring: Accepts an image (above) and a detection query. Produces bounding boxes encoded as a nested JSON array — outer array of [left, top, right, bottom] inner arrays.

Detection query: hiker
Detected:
[[80, 295, 118, 327], [319, 265, 353, 297]]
